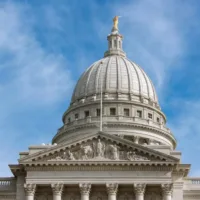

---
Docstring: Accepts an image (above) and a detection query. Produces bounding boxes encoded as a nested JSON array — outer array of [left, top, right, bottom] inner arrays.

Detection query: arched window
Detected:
[[119, 41, 121, 49], [114, 40, 117, 48]]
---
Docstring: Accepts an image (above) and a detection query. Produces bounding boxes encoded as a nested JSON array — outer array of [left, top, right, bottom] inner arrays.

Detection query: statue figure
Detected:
[[96, 139, 105, 157], [81, 145, 93, 160], [67, 150, 75, 160], [109, 144, 118, 160], [127, 151, 149, 161], [127, 151, 137, 161], [113, 16, 119, 30]]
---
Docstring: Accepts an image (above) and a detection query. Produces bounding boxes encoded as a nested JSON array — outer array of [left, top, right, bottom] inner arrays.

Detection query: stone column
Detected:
[[161, 184, 173, 200], [16, 174, 25, 200], [79, 183, 91, 200], [106, 183, 118, 200], [24, 184, 36, 200], [51, 183, 64, 200], [134, 184, 146, 200]]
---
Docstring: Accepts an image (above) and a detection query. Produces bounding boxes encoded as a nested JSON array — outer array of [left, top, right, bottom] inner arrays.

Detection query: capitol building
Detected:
[[0, 17, 200, 200]]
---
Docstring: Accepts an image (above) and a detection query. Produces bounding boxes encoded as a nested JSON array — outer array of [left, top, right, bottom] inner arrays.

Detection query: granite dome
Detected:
[[71, 56, 158, 105]]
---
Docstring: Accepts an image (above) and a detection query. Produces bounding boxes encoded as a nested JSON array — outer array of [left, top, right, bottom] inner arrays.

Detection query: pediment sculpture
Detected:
[[48, 138, 149, 161]]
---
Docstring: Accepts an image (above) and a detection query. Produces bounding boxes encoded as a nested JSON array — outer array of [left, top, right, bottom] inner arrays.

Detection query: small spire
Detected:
[[104, 16, 126, 58]]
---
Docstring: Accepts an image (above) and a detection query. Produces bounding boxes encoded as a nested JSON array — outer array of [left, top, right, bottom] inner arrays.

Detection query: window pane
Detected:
[[110, 108, 116, 116], [114, 40, 117, 48], [148, 113, 153, 119], [124, 109, 130, 116], [96, 109, 100, 116], [85, 111, 90, 118], [75, 113, 79, 119], [137, 110, 142, 118]]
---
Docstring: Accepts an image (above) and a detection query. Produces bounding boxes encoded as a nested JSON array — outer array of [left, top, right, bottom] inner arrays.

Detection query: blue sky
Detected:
[[0, 0, 200, 176]]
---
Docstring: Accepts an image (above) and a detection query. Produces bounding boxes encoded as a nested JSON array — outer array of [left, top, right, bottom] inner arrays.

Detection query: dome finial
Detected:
[[112, 16, 121, 33], [112, 16, 119, 32]]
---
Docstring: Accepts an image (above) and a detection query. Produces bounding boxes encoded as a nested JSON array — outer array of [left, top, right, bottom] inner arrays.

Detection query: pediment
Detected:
[[19, 132, 178, 165]]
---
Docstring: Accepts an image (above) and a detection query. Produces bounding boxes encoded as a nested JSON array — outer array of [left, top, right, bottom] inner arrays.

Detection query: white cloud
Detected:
[[0, 1, 74, 176], [0, 2, 73, 105]]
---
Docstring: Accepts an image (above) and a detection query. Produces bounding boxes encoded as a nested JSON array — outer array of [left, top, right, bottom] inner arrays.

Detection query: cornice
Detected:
[[173, 164, 191, 177], [22, 161, 176, 167], [24, 164, 175, 171]]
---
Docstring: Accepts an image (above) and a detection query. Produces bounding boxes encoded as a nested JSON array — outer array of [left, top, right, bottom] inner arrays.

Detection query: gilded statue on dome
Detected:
[[113, 16, 119, 30]]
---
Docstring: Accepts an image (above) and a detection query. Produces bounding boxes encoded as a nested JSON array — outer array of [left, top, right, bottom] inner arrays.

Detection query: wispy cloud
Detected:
[[0, 1, 74, 175], [0, 2, 73, 105]]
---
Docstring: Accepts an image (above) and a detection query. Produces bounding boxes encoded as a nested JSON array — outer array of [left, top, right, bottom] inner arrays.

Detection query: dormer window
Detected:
[[110, 108, 116, 116], [68, 118, 71, 123]]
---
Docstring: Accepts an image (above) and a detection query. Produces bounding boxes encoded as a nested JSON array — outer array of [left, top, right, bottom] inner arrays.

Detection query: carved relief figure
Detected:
[[93, 139, 105, 158], [127, 151, 149, 161], [108, 144, 118, 160], [81, 145, 93, 160], [67, 150, 75, 160], [47, 138, 151, 161], [97, 139, 104, 157]]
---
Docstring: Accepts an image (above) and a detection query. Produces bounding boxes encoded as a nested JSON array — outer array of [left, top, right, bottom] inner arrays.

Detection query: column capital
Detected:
[[79, 183, 91, 195], [133, 183, 146, 195], [161, 184, 173, 196], [106, 183, 118, 195], [24, 183, 36, 196], [51, 183, 64, 196]]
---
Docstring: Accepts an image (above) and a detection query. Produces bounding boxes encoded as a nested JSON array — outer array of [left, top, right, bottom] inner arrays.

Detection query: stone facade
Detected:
[[0, 18, 200, 200]]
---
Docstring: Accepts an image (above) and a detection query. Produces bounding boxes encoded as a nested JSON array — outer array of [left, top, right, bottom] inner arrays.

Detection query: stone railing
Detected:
[[184, 178, 200, 190], [189, 178, 200, 184], [0, 177, 16, 190]]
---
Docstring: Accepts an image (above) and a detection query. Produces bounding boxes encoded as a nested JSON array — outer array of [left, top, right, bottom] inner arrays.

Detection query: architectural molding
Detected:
[[51, 183, 64, 196], [161, 184, 173, 196], [24, 184, 36, 196], [106, 183, 118, 195], [133, 183, 146, 195], [79, 183, 91, 195]]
